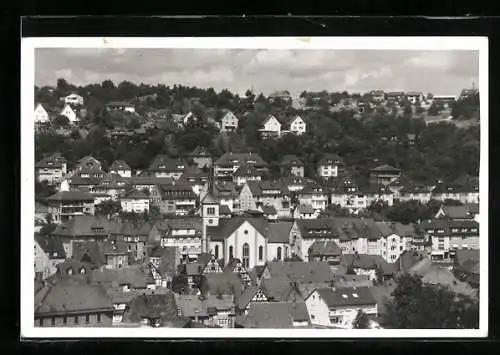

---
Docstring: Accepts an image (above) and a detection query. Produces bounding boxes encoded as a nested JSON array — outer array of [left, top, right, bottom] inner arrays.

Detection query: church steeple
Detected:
[[201, 166, 219, 254]]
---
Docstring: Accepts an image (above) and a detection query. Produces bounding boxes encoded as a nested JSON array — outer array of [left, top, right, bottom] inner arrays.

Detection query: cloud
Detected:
[[35, 48, 479, 97]]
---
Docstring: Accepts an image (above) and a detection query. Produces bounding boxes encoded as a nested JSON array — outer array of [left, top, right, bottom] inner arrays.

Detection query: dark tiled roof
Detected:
[[265, 261, 334, 284], [189, 146, 211, 157], [297, 204, 315, 214], [317, 154, 344, 166], [214, 152, 268, 167], [308, 240, 342, 257], [109, 160, 131, 171], [72, 241, 106, 267], [35, 235, 66, 259], [370, 164, 401, 173], [341, 254, 396, 275], [35, 277, 113, 316], [261, 204, 277, 215], [316, 286, 376, 307], [268, 221, 293, 243], [52, 215, 116, 238], [89, 266, 154, 289], [219, 205, 232, 215], [127, 176, 175, 186], [238, 302, 311, 328], [123, 189, 149, 200], [439, 205, 474, 219], [235, 285, 260, 309], [205, 272, 243, 298], [233, 164, 262, 178], [280, 155, 304, 167]]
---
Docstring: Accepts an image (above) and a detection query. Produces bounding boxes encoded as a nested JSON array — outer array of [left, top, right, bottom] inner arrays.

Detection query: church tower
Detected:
[[201, 168, 219, 254]]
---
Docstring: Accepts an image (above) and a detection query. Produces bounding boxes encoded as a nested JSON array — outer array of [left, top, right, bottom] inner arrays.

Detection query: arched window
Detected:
[[285, 246, 289, 258], [258, 246, 263, 261], [277, 247, 282, 261], [229, 246, 234, 260], [242, 243, 250, 268], [214, 245, 219, 259]]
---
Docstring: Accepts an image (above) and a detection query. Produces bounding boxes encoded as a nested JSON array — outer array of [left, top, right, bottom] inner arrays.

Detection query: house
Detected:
[[120, 189, 150, 213], [281, 115, 306, 136], [431, 95, 457, 108], [291, 218, 338, 261], [280, 155, 305, 177], [91, 173, 128, 201], [333, 274, 373, 289], [34, 235, 66, 280], [175, 294, 235, 328], [317, 154, 345, 179], [147, 156, 187, 180], [453, 249, 479, 288], [181, 111, 198, 126], [35, 153, 68, 185], [298, 183, 329, 212], [89, 265, 156, 290], [282, 176, 311, 192], [431, 178, 479, 204], [369, 165, 402, 186], [405, 92, 424, 104], [245, 180, 292, 217], [199, 180, 240, 212], [109, 160, 132, 178], [75, 156, 102, 171], [154, 218, 203, 263], [100, 240, 130, 269], [328, 175, 368, 213], [220, 110, 239, 132], [106, 102, 136, 113], [60, 104, 79, 124], [34, 103, 50, 123], [188, 146, 212, 169], [293, 204, 317, 219], [126, 176, 175, 195], [232, 164, 263, 186], [198, 252, 224, 274], [397, 184, 432, 204], [308, 240, 342, 265], [304, 286, 377, 328], [63, 93, 84, 106], [364, 185, 395, 207], [236, 302, 311, 328], [50, 215, 117, 258], [375, 222, 415, 263], [386, 92, 405, 102], [259, 204, 278, 221], [259, 114, 282, 139], [34, 277, 114, 327], [267, 221, 294, 261], [110, 221, 154, 263], [148, 245, 180, 287], [340, 254, 396, 281], [214, 152, 268, 180], [417, 219, 479, 262], [156, 183, 197, 216], [204, 272, 244, 300], [268, 90, 292, 104], [46, 185, 95, 224], [369, 90, 385, 102], [178, 166, 210, 196], [435, 204, 476, 221]]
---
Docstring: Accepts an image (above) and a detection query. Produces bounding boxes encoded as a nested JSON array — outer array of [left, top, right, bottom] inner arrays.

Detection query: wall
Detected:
[[35, 311, 113, 327], [225, 220, 267, 269], [305, 290, 331, 327], [121, 199, 150, 213], [267, 242, 289, 262]]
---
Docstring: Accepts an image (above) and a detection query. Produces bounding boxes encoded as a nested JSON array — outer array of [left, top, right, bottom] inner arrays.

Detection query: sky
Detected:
[[35, 48, 479, 98]]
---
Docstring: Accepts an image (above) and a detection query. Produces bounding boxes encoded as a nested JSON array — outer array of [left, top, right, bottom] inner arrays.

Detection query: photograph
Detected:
[[21, 37, 488, 338]]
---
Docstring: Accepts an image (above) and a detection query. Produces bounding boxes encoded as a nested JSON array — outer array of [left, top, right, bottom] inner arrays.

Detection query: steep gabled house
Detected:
[[220, 110, 239, 133], [246, 180, 292, 218], [214, 152, 268, 181], [109, 160, 132, 178], [259, 114, 282, 139], [280, 155, 305, 177], [188, 146, 212, 169], [147, 155, 188, 180], [317, 154, 345, 179], [232, 163, 263, 186]]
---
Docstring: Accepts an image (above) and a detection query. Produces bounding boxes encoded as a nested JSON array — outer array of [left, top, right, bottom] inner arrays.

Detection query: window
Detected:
[[209, 219, 214, 224], [242, 243, 250, 268], [311, 314, 315, 320], [229, 246, 234, 260], [74, 316, 79, 324], [215, 245, 219, 259], [86, 314, 90, 324], [259, 246, 263, 261], [207, 207, 216, 215], [51, 318, 55, 326], [244, 230, 249, 235], [471, 228, 478, 232], [63, 317, 67, 325], [97, 314, 101, 322], [277, 247, 282, 261]]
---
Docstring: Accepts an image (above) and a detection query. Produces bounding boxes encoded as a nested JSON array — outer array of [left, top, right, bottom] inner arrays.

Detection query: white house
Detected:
[[305, 287, 378, 329], [60, 104, 79, 124], [34, 103, 49, 123], [120, 190, 150, 213], [317, 154, 344, 179], [106, 102, 136, 113], [220, 111, 239, 132], [405, 92, 424, 105], [298, 184, 329, 212], [259, 115, 281, 138], [63, 93, 84, 106], [109, 160, 132, 178], [288, 115, 306, 135]]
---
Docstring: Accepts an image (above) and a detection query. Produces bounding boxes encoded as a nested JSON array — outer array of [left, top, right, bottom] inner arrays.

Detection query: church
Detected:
[[200, 182, 293, 269]]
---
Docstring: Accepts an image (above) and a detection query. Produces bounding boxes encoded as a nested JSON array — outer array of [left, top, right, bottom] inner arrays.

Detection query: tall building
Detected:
[[201, 169, 219, 254]]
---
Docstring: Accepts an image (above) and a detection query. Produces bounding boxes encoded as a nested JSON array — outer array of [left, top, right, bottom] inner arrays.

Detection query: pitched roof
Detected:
[[109, 160, 131, 171], [235, 285, 260, 309], [189, 146, 211, 157], [149, 246, 178, 276], [175, 294, 234, 318], [52, 215, 117, 238], [268, 221, 293, 243], [341, 254, 396, 275], [317, 154, 344, 166], [261, 204, 278, 216], [439, 205, 474, 219], [35, 235, 66, 259], [71, 241, 106, 267], [207, 216, 271, 242], [238, 302, 311, 328], [127, 176, 175, 186], [315, 286, 376, 307], [280, 155, 304, 167], [297, 204, 315, 214], [35, 277, 113, 316], [219, 204, 232, 215], [46, 190, 95, 201], [375, 221, 415, 237], [214, 152, 268, 167], [265, 262, 334, 284], [123, 189, 149, 200], [308, 240, 342, 257], [90, 266, 155, 289], [233, 164, 262, 178]]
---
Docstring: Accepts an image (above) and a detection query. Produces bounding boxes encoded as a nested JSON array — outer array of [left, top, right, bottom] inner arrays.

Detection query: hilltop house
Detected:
[[317, 154, 344, 179], [147, 156, 187, 180], [188, 146, 212, 169], [297, 183, 329, 212], [282, 115, 306, 136], [60, 104, 79, 124], [405, 92, 424, 105], [369, 165, 402, 186], [35, 153, 68, 185], [214, 152, 268, 181], [259, 115, 282, 139], [106, 102, 136, 113], [34, 103, 50, 123], [109, 160, 132, 178], [268, 90, 292, 104], [62, 93, 84, 106], [280, 155, 305, 177], [47, 184, 96, 224], [220, 110, 239, 133]]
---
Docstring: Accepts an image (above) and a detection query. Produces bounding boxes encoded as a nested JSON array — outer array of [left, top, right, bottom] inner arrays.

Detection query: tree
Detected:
[[171, 274, 189, 294], [95, 200, 122, 218], [353, 310, 370, 329], [346, 264, 356, 275], [427, 104, 441, 116], [53, 115, 70, 128], [382, 273, 479, 329]]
